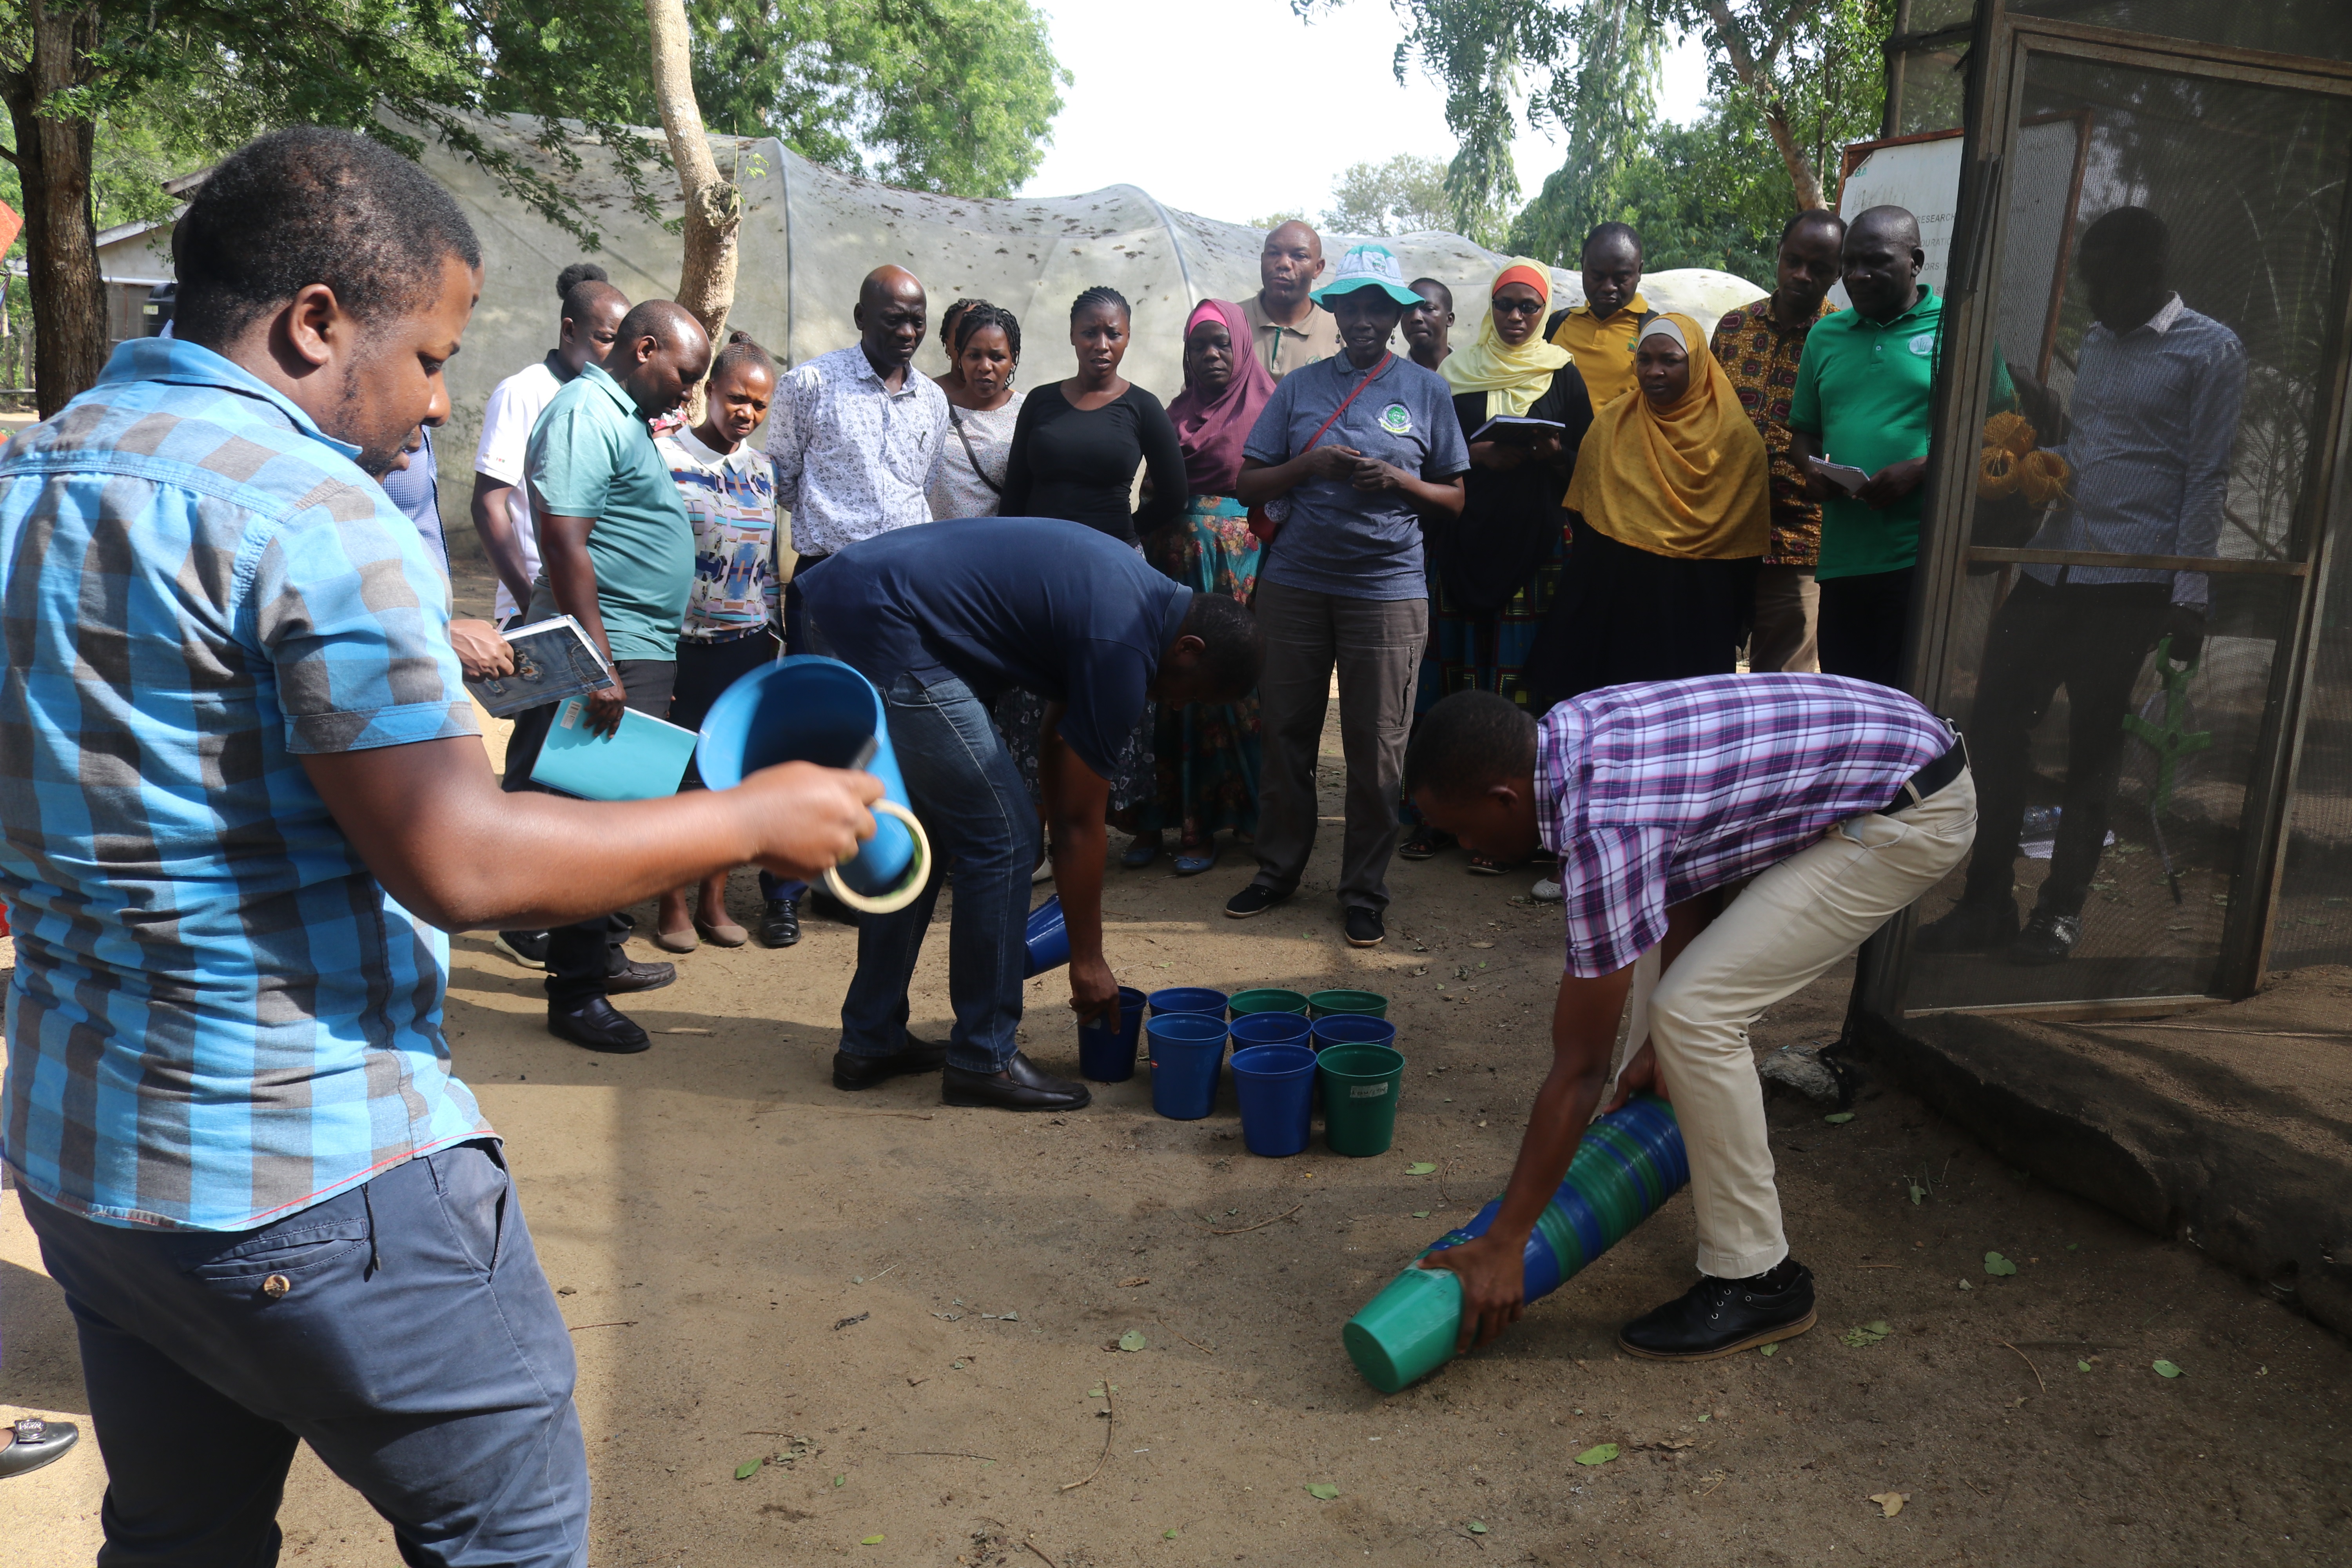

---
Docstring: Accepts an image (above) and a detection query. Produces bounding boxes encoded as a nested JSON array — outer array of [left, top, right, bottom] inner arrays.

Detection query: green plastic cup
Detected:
[[1343, 1263, 1462, 1394], [1229, 987, 1310, 1018], [1307, 988, 1389, 1020], [1318, 1042, 1405, 1156]]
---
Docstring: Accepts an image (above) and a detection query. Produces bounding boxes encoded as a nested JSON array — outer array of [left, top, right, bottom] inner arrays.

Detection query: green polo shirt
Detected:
[[1789, 289, 2013, 580], [523, 363, 695, 661]]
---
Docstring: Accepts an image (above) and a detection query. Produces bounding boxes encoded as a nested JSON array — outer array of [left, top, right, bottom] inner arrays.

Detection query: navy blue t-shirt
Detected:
[[797, 517, 1191, 779]]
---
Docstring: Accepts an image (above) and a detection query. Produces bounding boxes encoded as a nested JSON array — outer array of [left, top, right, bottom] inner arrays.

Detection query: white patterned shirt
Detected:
[[764, 343, 948, 556]]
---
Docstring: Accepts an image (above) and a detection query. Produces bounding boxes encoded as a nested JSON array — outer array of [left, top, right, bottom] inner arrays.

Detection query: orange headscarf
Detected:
[[1563, 312, 1769, 561]]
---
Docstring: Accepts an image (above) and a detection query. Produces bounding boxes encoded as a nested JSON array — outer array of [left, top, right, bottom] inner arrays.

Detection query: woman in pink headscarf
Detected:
[[1131, 298, 1278, 875]]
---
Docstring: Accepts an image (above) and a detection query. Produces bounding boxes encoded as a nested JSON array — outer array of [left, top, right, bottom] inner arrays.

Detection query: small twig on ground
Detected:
[[1060, 1381, 1116, 1492], [1698, 1472, 1729, 1498], [1162, 1323, 1215, 1354], [1958, 1475, 1991, 1498], [657, 1027, 715, 1035], [870, 1263, 897, 1281], [1023, 1541, 1060, 1568], [1437, 1159, 1455, 1206], [566, 1321, 639, 1332], [744, 1430, 786, 1436], [1196, 1201, 1305, 1235], [890, 1450, 996, 1461], [1997, 1341, 2047, 1394]]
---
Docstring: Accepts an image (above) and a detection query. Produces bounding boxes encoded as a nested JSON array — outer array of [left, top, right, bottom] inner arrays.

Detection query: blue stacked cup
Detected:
[[1079, 986, 1149, 1082], [1149, 986, 1228, 1020], [1230, 1044, 1318, 1157], [1230, 1011, 1313, 1051], [1145, 1013, 1228, 1120]]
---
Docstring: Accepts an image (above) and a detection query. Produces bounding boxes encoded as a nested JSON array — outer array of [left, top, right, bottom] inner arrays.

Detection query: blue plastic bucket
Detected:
[[1149, 986, 1228, 1019], [1230, 1011, 1313, 1051], [1079, 985, 1148, 1082], [693, 657, 918, 900], [1145, 1013, 1227, 1120], [1311, 1014, 1398, 1053], [1230, 1044, 1318, 1158], [1024, 896, 1070, 977]]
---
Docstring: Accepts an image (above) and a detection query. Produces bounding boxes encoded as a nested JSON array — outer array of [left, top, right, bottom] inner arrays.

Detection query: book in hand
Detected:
[[1470, 415, 1568, 446], [528, 698, 699, 802], [463, 615, 615, 719], [1806, 456, 1872, 495]]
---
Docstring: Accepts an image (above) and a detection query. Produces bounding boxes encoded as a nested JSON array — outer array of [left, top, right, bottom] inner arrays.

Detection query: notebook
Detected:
[[1468, 415, 1568, 446], [528, 698, 699, 801], [463, 615, 615, 719]]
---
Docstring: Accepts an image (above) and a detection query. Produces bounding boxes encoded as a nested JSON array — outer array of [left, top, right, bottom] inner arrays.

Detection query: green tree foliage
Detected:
[[687, 0, 1067, 198], [1324, 154, 1461, 237]]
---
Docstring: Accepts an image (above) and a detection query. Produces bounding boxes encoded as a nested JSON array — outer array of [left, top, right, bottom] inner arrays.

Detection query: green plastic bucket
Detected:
[[1343, 1264, 1462, 1394], [1318, 1042, 1405, 1156], [1307, 988, 1388, 1020], [1229, 987, 1310, 1018]]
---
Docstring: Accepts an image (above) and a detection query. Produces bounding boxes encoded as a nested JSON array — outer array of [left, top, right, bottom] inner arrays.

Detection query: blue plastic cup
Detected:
[[1230, 1011, 1313, 1050], [1230, 1044, 1318, 1158], [1079, 985, 1148, 1082], [1148, 986, 1228, 1019], [1145, 1013, 1228, 1120], [1024, 896, 1070, 977], [1312, 1014, 1398, 1053]]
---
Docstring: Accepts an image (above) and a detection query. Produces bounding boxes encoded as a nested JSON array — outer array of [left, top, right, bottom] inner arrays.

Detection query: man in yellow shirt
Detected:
[[1548, 222, 1650, 408]]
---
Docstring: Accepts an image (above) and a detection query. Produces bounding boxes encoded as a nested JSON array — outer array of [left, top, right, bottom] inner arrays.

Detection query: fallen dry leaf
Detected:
[[1653, 1438, 1696, 1452], [1869, 1491, 1909, 1518], [1117, 1276, 1150, 1288]]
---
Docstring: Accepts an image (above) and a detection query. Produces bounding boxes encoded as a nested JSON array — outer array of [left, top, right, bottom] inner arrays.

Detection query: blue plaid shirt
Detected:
[[0, 338, 490, 1231]]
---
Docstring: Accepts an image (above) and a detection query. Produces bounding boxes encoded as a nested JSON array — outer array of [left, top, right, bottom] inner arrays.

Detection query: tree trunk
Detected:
[[2, 2, 109, 416], [642, 0, 739, 354], [1700, 0, 1832, 211], [1761, 98, 1829, 211]]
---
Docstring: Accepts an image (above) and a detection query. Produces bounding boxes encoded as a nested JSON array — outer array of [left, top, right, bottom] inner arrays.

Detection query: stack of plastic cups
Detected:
[[1023, 897, 1070, 977], [1341, 1095, 1690, 1394], [1310, 1014, 1396, 1054], [1307, 989, 1388, 1020], [1228, 988, 1309, 1019], [1229, 1044, 1317, 1157], [1078, 986, 1149, 1082], [1148, 986, 1228, 1020], [1145, 1013, 1227, 1120]]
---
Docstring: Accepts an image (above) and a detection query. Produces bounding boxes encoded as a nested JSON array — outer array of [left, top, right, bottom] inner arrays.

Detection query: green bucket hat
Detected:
[[1311, 242, 1423, 309]]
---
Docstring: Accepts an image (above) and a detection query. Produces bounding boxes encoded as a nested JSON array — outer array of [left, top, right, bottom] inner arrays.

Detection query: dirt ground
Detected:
[[4, 560, 2350, 1566]]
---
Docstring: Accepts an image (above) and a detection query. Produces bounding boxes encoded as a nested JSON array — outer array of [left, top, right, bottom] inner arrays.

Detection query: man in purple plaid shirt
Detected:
[[1406, 674, 1975, 1359]]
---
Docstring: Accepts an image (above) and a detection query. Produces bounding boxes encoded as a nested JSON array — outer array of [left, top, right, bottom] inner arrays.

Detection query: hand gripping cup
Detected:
[[1341, 1094, 1689, 1394], [692, 656, 933, 915]]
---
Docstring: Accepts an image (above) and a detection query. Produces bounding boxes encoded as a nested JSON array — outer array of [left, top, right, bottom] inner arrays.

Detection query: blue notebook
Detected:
[[528, 698, 699, 801]]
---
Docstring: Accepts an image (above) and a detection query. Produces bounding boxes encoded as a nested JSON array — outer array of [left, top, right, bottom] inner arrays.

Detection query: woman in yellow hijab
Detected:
[[1523, 312, 1769, 706], [1404, 259, 1598, 868]]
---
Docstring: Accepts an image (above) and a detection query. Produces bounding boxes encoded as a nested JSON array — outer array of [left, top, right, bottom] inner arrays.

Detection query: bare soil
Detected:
[[4, 559, 2348, 1566]]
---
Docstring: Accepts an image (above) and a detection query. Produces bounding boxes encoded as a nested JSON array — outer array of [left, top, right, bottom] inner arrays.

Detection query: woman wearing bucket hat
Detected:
[[1225, 243, 1469, 950]]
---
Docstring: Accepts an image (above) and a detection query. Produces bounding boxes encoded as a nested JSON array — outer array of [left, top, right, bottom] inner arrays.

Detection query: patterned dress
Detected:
[[1137, 495, 1262, 840], [1708, 296, 1838, 568]]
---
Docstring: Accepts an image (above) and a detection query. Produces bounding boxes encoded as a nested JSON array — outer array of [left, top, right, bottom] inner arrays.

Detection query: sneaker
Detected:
[[1224, 883, 1292, 920], [1914, 899, 2020, 954], [2008, 909, 2081, 965], [1343, 907, 1385, 948], [494, 930, 551, 970], [1529, 877, 1564, 903], [1619, 1260, 1817, 1361]]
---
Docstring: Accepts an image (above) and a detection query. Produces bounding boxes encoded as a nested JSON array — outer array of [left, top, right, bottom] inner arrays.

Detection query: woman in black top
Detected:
[[1000, 286, 1187, 545]]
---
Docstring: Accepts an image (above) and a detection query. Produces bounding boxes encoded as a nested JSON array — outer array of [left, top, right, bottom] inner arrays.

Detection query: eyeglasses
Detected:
[[1490, 297, 1544, 316]]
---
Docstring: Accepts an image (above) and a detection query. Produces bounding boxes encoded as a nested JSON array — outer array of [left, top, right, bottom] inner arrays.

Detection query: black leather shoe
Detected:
[[0, 1416, 78, 1478], [833, 1036, 950, 1091], [1224, 883, 1292, 920], [2009, 910, 2081, 965], [942, 1051, 1092, 1111], [600, 956, 676, 995], [1913, 899, 2020, 954], [757, 897, 801, 949], [494, 930, 551, 970], [1618, 1262, 1817, 1361], [1344, 906, 1386, 947], [549, 996, 651, 1054]]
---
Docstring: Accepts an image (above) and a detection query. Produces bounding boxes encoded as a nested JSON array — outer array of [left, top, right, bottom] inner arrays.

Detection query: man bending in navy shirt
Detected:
[[798, 518, 1263, 1110]]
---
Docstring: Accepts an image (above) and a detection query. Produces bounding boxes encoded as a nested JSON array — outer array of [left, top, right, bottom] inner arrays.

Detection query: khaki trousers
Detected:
[[1749, 564, 1820, 673], [1616, 770, 1977, 1278]]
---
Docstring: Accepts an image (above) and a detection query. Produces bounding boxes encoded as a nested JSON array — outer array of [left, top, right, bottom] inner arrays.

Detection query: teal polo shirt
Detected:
[[523, 363, 694, 661], [1788, 289, 2013, 580]]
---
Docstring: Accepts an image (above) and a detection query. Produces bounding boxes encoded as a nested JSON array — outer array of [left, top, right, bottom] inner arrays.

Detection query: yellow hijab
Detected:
[[1564, 312, 1770, 561], [1442, 258, 1572, 418]]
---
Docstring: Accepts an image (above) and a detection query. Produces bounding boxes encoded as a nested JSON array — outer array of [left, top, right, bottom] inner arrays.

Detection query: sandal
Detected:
[[1399, 826, 1450, 861], [1466, 854, 1512, 876]]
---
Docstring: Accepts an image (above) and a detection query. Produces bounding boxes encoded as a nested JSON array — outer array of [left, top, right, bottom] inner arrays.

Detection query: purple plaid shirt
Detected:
[[1536, 675, 1953, 976]]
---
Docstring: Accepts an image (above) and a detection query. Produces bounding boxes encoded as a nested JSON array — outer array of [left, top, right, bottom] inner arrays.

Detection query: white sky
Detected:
[[1022, 0, 1714, 226]]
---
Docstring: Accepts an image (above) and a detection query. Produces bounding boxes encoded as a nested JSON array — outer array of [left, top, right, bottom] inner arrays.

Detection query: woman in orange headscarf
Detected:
[[1523, 312, 1769, 707]]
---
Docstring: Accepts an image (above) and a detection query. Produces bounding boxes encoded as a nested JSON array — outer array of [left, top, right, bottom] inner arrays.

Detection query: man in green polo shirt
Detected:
[[1791, 205, 2012, 688], [507, 298, 712, 1053]]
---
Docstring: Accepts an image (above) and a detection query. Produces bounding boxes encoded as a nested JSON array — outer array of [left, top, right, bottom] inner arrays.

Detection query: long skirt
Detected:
[[1134, 495, 1262, 840], [1523, 516, 1759, 711], [1414, 520, 1566, 717]]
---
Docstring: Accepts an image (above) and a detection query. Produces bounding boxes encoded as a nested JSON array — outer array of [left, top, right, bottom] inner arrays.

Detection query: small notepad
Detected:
[[528, 698, 699, 801]]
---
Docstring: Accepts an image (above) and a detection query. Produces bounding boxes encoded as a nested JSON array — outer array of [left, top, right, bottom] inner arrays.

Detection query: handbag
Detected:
[[1248, 353, 1394, 544]]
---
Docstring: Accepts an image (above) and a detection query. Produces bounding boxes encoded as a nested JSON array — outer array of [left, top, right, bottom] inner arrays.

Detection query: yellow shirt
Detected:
[[1549, 292, 1652, 409]]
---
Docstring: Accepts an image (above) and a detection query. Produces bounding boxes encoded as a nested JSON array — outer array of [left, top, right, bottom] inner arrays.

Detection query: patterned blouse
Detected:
[[656, 423, 782, 639], [1710, 296, 1840, 568]]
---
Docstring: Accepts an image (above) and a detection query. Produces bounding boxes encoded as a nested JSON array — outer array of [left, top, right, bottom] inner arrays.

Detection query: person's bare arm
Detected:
[[533, 501, 626, 736], [1038, 701, 1118, 1029], [446, 619, 513, 680], [1790, 429, 1831, 504], [300, 737, 881, 931], [1424, 894, 1720, 1351], [468, 474, 536, 611]]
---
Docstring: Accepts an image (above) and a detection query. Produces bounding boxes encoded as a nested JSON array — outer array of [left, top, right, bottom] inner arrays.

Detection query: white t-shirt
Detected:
[[473, 354, 570, 620]]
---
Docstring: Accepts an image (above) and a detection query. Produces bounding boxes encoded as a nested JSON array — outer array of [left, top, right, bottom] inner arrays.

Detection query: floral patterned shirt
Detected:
[[1710, 295, 1840, 568], [655, 423, 782, 639]]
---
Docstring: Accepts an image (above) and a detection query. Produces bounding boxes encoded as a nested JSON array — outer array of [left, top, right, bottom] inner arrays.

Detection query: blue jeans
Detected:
[[839, 671, 1038, 1073], [22, 1142, 588, 1568]]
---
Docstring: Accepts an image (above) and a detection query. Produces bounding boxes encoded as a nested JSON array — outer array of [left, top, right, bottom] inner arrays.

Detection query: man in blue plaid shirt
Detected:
[[0, 129, 879, 1564]]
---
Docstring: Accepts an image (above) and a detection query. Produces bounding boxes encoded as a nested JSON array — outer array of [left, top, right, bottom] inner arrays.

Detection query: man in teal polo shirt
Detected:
[[1791, 206, 2012, 688], [506, 298, 713, 1052]]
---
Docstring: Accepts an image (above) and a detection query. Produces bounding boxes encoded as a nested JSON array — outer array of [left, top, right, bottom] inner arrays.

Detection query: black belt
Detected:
[[1877, 731, 1968, 815]]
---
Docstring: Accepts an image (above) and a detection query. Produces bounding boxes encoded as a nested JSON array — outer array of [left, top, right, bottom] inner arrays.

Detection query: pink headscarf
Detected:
[[1167, 298, 1277, 498]]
